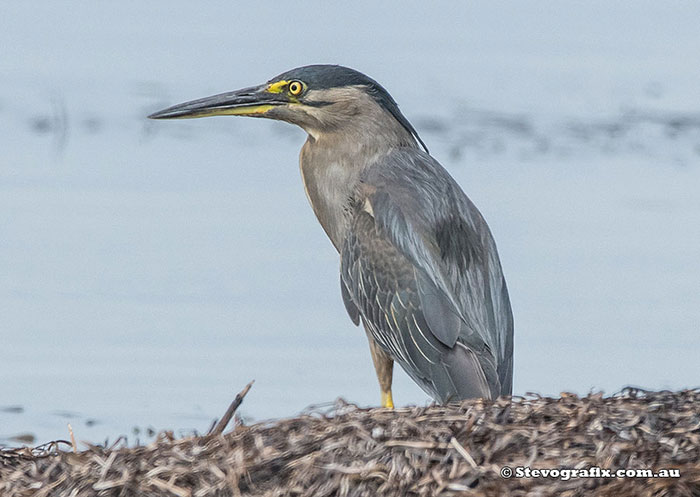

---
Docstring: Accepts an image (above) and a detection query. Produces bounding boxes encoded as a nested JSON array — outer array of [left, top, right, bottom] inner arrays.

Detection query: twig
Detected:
[[209, 381, 254, 436], [385, 440, 449, 450], [450, 437, 478, 469], [68, 424, 78, 453], [148, 477, 191, 497]]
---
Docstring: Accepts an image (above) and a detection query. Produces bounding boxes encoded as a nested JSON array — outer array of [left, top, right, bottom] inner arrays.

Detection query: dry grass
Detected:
[[1, 388, 699, 496]]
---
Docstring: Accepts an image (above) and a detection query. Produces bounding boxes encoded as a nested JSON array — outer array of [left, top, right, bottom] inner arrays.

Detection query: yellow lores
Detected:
[[266, 80, 290, 93], [267, 80, 304, 99]]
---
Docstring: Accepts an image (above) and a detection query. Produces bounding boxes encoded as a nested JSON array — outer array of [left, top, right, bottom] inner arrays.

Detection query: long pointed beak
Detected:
[[148, 84, 287, 120]]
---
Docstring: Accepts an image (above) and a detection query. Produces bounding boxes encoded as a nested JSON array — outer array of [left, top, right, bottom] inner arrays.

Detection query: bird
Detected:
[[149, 65, 513, 408]]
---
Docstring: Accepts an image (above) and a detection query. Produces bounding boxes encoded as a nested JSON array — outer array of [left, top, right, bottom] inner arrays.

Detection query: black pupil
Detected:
[[291, 83, 299, 93]]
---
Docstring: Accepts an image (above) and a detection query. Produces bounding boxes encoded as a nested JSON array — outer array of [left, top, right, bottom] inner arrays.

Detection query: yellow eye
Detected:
[[289, 81, 303, 96]]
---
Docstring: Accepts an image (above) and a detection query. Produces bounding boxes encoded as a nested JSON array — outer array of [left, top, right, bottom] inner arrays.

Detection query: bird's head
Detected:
[[149, 64, 426, 151]]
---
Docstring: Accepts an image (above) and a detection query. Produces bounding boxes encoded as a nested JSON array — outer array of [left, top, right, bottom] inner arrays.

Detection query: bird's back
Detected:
[[340, 147, 513, 401]]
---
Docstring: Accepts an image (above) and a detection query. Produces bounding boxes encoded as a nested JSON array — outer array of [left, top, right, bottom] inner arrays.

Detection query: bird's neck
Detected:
[[299, 133, 402, 251]]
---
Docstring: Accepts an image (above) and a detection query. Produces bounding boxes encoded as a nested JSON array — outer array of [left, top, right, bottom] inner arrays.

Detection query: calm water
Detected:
[[1, 1, 699, 445]]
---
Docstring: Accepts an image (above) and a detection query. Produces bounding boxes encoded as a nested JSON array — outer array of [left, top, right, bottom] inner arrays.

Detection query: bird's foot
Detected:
[[381, 389, 394, 409]]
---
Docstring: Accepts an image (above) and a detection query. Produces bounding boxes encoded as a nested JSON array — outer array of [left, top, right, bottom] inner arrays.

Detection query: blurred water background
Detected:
[[1, 1, 699, 446]]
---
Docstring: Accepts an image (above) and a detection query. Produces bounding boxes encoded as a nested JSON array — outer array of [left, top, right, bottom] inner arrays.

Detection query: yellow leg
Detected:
[[366, 333, 395, 408]]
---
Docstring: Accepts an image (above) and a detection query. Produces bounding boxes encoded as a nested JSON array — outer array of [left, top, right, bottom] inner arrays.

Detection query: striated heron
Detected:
[[149, 65, 514, 408]]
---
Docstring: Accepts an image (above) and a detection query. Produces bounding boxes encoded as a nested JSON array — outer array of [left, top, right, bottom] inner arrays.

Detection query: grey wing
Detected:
[[341, 206, 500, 402], [341, 148, 513, 400]]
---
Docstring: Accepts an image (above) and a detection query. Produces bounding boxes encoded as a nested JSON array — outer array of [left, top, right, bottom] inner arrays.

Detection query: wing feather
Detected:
[[340, 148, 513, 400]]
